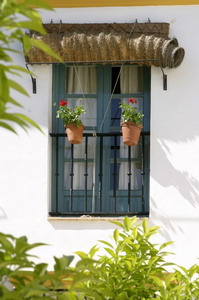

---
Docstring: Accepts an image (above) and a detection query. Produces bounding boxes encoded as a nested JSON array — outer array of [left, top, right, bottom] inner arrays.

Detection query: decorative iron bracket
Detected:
[[160, 66, 167, 90], [26, 64, 36, 94]]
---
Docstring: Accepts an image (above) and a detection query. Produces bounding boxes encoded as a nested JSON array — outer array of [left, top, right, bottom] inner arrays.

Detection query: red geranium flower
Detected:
[[59, 100, 68, 106], [128, 98, 137, 104]]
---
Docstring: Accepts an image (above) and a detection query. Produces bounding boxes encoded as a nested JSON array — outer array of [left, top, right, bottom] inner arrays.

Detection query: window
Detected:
[[50, 64, 150, 217]]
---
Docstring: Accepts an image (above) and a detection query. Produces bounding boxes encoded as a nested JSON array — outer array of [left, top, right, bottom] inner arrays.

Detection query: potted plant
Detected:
[[56, 100, 86, 144], [120, 98, 143, 146]]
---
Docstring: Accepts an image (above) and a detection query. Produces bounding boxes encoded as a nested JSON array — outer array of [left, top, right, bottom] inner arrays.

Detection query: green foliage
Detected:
[[0, 0, 62, 134], [56, 100, 86, 126], [1, 217, 199, 299], [120, 98, 143, 125], [0, 232, 75, 299], [73, 217, 170, 299], [72, 217, 199, 299]]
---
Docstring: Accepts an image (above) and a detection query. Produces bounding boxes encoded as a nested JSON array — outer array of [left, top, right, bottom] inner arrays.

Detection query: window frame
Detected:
[[50, 64, 151, 217]]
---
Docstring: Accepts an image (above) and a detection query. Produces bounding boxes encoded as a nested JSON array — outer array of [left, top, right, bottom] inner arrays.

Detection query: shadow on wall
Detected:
[[150, 137, 199, 240], [0, 208, 7, 220], [153, 138, 199, 207]]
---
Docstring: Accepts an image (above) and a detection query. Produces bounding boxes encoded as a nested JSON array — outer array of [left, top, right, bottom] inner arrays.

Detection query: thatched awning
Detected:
[[26, 22, 185, 68]]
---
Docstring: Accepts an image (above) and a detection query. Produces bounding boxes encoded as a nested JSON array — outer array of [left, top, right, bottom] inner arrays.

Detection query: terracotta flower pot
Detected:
[[121, 121, 143, 146], [65, 123, 84, 144]]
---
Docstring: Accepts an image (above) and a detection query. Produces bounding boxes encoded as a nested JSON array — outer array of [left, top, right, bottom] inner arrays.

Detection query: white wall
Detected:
[[0, 5, 199, 268]]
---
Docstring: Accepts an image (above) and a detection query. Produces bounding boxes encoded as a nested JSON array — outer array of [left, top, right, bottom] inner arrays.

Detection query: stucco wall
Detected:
[[0, 5, 199, 268]]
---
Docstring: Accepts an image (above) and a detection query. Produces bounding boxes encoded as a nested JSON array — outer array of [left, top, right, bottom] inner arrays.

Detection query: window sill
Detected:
[[48, 216, 145, 221]]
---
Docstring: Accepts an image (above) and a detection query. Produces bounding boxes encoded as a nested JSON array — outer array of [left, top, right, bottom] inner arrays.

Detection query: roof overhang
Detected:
[[26, 22, 185, 68]]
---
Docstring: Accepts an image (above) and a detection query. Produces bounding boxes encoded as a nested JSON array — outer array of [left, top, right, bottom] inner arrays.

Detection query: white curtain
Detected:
[[67, 66, 96, 94], [119, 66, 142, 190], [120, 65, 140, 93], [64, 66, 96, 190]]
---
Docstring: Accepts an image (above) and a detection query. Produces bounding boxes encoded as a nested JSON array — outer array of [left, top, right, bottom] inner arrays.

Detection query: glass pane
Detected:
[[66, 66, 97, 94], [66, 98, 97, 127], [116, 197, 143, 212], [109, 137, 142, 190], [111, 67, 121, 94], [111, 98, 121, 127], [118, 162, 142, 190], [109, 161, 142, 190], [110, 162, 120, 189], [64, 162, 94, 190], [64, 136, 96, 159], [119, 139, 142, 159]]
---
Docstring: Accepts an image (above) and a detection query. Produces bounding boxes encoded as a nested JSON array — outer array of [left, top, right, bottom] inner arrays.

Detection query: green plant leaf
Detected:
[[75, 251, 88, 259], [89, 245, 99, 258], [177, 265, 189, 275], [104, 247, 116, 257], [59, 291, 79, 300], [142, 218, 148, 233], [98, 240, 114, 248], [8, 65, 35, 76], [159, 241, 174, 251], [30, 39, 62, 62], [148, 226, 160, 233], [110, 220, 124, 229], [15, 114, 44, 133], [124, 216, 131, 231], [113, 229, 119, 243], [0, 112, 44, 133], [16, 21, 46, 33], [34, 263, 48, 276], [7, 96, 23, 108], [165, 273, 177, 287], [54, 255, 74, 271], [0, 121, 17, 133], [0, 234, 14, 251], [151, 276, 166, 289], [0, 113, 28, 130], [0, 70, 9, 100], [8, 79, 29, 96], [115, 291, 129, 300]]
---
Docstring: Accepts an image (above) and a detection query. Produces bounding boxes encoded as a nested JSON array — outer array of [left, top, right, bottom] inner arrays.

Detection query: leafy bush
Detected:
[[0, 217, 199, 299], [71, 217, 199, 299], [0, 232, 74, 299]]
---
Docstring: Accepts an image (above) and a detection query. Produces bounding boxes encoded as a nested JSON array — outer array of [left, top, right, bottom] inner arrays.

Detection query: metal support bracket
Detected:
[[26, 64, 37, 94], [160, 66, 167, 90]]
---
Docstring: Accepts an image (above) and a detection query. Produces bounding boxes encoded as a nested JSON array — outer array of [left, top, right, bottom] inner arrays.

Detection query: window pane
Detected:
[[115, 197, 143, 213], [109, 137, 142, 190], [66, 66, 97, 94], [64, 137, 96, 159], [111, 98, 121, 127], [64, 162, 94, 190], [118, 162, 142, 190], [111, 67, 121, 94]]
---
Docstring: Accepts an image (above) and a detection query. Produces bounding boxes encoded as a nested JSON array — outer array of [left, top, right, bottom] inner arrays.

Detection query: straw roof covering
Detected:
[[26, 23, 185, 68]]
